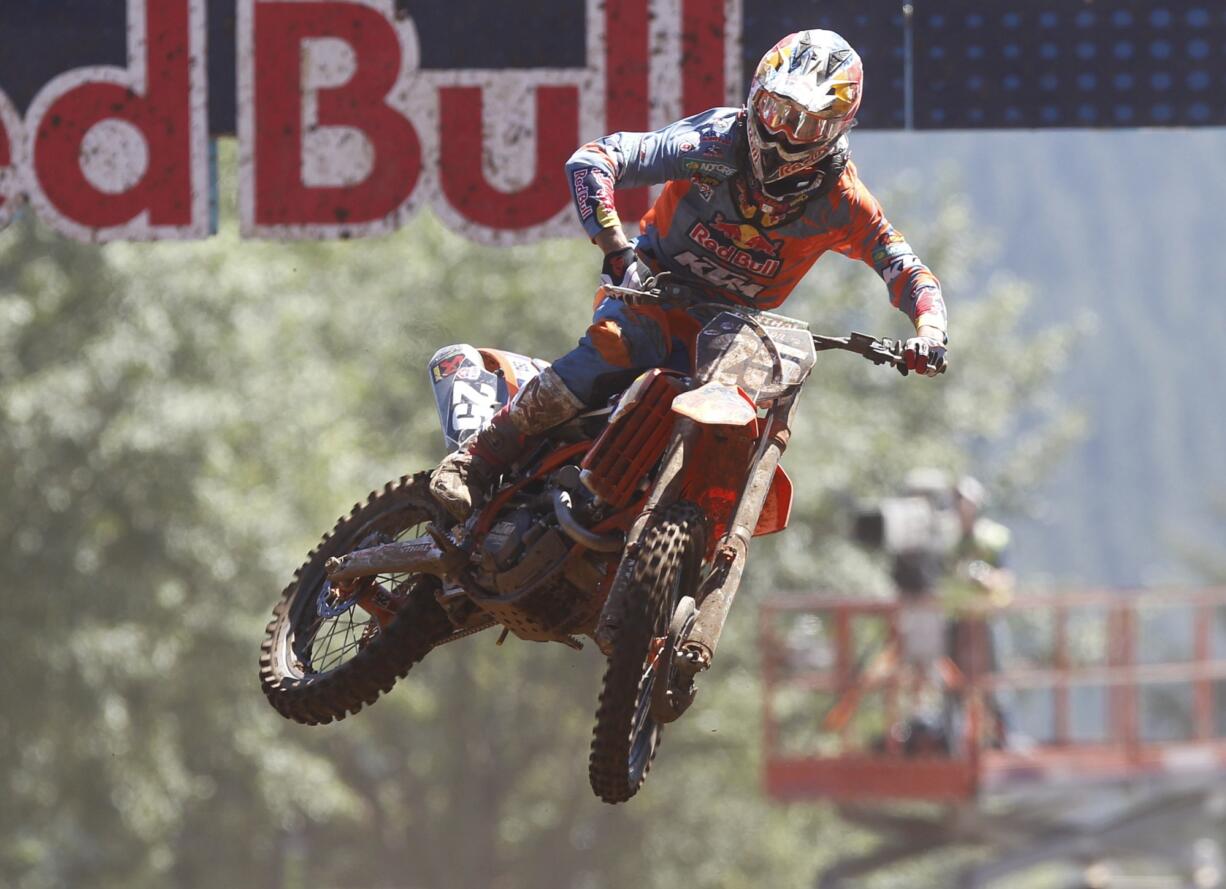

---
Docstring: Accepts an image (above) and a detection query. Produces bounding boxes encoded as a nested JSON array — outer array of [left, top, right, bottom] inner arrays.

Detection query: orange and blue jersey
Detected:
[[566, 107, 946, 335]]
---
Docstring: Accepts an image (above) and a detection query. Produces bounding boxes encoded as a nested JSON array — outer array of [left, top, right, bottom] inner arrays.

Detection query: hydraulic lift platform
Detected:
[[760, 589, 1226, 887]]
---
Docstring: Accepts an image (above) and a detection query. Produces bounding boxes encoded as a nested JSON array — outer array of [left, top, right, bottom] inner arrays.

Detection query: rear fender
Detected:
[[476, 347, 549, 395], [429, 344, 505, 451]]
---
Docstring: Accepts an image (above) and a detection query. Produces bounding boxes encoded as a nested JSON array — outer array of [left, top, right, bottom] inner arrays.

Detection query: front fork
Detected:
[[683, 411, 790, 670]]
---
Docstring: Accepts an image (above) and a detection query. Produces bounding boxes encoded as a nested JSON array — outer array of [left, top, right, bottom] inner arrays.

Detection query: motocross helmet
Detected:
[[746, 30, 863, 198]]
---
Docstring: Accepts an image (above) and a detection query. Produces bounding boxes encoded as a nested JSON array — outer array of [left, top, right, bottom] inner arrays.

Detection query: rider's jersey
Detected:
[[566, 107, 946, 335]]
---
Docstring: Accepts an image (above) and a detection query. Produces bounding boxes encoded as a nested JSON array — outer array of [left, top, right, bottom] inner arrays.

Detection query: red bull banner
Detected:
[[2, 0, 1224, 243], [0, 0, 210, 240], [0, 0, 739, 243]]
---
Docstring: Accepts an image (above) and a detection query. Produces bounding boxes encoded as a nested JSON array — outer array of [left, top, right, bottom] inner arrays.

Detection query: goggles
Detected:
[[753, 89, 845, 147]]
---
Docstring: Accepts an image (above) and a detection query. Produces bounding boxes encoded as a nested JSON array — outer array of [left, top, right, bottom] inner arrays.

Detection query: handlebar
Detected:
[[601, 275, 946, 376], [812, 331, 947, 376]]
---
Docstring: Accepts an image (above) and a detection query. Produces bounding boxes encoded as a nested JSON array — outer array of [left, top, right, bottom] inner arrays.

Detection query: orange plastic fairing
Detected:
[[753, 465, 792, 536], [671, 382, 757, 427]]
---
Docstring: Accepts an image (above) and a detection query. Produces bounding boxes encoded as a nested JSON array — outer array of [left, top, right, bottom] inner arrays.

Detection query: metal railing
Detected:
[[760, 589, 1226, 802]]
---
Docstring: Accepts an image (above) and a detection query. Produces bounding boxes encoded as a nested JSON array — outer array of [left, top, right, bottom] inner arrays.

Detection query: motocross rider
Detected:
[[431, 29, 948, 520]]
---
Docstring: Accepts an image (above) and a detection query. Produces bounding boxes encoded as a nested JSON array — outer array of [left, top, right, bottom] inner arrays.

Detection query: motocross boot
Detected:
[[429, 366, 585, 520]]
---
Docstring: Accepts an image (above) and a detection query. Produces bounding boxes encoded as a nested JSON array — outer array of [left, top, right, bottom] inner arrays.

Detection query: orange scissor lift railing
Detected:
[[761, 589, 1226, 804]]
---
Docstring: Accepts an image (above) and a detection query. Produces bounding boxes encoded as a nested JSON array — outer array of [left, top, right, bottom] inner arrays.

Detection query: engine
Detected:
[[478, 506, 547, 580], [468, 491, 609, 643]]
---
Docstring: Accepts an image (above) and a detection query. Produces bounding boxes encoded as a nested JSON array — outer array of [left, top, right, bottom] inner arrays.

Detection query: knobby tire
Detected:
[[259, 472, 454, 725], [589, 501, 704, 803]]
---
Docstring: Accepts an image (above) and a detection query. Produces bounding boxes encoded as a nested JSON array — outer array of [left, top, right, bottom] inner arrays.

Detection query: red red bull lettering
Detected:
[[688, 215, 783, 278], [0, 0, 737, 243]]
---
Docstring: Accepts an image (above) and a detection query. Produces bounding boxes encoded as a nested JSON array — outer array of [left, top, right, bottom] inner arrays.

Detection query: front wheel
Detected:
[[259, 472, 456, 725], [588, 502, 705, 803]]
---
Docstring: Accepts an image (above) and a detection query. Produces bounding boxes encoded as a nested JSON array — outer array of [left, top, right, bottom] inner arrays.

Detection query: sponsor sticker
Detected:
[[773, 157, 823, 180], [697, 115, 737, 142], [672, 250, 765, 299], [690, 173, 719, 201], [683, 159, 737, 178], [572, 168, 593, 220], [882, 254, 920, 284], [431, 353, 467, 382], [591, 168, 618, 228], [871, 241, 914, 267], [687, 212, 784, 278]]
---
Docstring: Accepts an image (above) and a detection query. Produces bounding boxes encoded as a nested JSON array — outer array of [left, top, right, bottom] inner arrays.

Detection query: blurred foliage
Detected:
[[0, 146, 1078, 889], [851, 131, 1226, 588], [1178, 493, 1226, 584]]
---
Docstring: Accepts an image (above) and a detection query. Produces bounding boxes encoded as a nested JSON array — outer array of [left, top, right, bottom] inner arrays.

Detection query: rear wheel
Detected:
[[260, 472, 455, 725], [588, 502, 705, 803]]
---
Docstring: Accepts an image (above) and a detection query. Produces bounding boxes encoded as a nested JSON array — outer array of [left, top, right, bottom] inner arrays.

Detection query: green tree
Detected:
[[0, 162, 1076, 889]]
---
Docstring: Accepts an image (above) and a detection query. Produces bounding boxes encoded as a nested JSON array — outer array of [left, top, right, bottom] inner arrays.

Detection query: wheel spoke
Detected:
[[317, 637, 363, 673], [312, 624, 342, 671], [320, 614, 364, 672], [312, 614, 354, 671], [306, 579, 398, 673], [317, 614, 344, 651], [643, 635, 667, 679]]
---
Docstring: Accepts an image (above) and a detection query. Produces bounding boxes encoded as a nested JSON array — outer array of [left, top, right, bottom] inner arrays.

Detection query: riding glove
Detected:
[[903, 335, 947, 377], [600, 246, 645, 290]]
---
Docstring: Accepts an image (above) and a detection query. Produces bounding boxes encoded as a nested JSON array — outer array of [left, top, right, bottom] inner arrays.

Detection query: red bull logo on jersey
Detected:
[[688, 212, 783, 278]]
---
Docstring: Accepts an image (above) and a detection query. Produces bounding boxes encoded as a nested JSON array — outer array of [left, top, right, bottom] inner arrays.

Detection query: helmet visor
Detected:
[[753, 90, 844, 146]]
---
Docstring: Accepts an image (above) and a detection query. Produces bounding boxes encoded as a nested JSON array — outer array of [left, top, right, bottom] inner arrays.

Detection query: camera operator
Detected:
[[853, 469, 1015, 752], [945, 475, 1014, 611]]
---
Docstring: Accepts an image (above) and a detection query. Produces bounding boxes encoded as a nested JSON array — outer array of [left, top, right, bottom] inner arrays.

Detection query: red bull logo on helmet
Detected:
[[688, 212, 783, 278]]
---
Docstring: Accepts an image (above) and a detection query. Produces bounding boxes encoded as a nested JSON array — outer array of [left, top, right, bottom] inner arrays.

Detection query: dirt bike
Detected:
[[259, 277, 927, 803]]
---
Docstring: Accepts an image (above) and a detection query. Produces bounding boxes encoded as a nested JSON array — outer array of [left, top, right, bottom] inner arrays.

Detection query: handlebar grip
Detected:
[[813, 332, 949, 376]]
